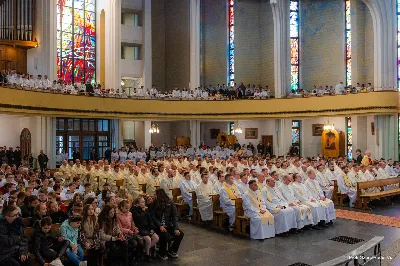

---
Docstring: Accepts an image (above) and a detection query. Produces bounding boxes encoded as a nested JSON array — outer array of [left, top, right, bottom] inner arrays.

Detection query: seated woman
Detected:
[[132, 196, 159, 262], [67, 193, 83, 213], [69, 202, 83, 217], [32, 217, 68, 266], [0, 205, 31, 266], [117, 200, 143, 259], [84, 197, 101, 216], [98, 205, 129, 266], [150, 189, 184, 260], [31, 202, 49, 227], [79, 204, 101, 266], [48, 201, 68, 224], [60, 216, 87, 266]]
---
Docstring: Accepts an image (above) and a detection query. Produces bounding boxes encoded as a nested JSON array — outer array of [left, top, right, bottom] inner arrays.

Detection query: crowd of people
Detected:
[[1, 138, 399, 265], [2, 70, 382, 101]]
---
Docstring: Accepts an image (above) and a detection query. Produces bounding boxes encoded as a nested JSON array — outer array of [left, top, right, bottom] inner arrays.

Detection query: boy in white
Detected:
[[195, 173, 215, 221]]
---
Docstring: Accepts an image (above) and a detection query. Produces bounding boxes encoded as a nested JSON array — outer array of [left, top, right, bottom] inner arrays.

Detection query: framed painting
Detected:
[[312, 124, 324, 136], [245, 128, 258, 139]]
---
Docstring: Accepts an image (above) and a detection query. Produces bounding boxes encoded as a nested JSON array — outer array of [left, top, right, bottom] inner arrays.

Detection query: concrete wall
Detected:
[[201, 0, 227, 86], [152, 0, 190, 90], [300, 0, 345, 89]]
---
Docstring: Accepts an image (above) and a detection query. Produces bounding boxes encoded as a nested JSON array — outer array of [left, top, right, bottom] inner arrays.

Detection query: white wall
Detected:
[[200, 122, 229, 148], [366, 115, 376, 158], [300, 117, 346, 158]]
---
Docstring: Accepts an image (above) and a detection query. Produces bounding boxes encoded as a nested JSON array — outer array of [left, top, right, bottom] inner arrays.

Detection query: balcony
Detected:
[[0, 87, 397, 120], [121, 59, 143, 78]]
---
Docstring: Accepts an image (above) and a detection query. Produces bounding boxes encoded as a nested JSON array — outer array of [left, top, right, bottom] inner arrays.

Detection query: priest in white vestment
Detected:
[[291, 174, 327, 226], [315, 165, 334, 199], [262, 178, 297, 234], [125, 168, 141, 200], [278, 175, 314, 229], [179, 171, 196, 216], [146, 168, 161, 196], [305, 170, 336, 224], [242, 180, 275, 239], [236, 174, 249, 195], [219, 174, 241, 227], [334, 167, 357, 207], [195, 173, 215, 221]]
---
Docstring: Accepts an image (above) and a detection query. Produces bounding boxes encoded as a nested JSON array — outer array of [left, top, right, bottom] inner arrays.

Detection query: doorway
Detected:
[[261, 135, 273, 155]]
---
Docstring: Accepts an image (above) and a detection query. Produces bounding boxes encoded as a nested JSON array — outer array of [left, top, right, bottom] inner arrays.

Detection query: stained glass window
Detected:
[[290, 0, 299, 91], [346, 117, 353, 161], [57, 0, 96, 84], [228, 0, 235, 87], [229, 122, 235, 135], [397, 0, 400, 90], [291, 120, 301, 155], [345, 0, 351, 87]]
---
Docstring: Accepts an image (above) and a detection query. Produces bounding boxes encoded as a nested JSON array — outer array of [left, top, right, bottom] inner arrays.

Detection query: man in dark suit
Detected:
[[355, 149, 362, 164], [38, 150, 49, 173], [14, 146, 21, 168]]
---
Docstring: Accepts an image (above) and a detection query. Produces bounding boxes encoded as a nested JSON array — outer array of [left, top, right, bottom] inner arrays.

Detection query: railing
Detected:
[[0, 0, 36, 42]]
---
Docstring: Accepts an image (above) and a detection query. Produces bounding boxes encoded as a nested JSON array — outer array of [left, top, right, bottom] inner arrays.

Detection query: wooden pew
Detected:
[[233, 198, 249, 237], [139, 183, 146, 194], [172, 188, 189, 218], [332, 180, 348, 207], [211, 194, 228, 230], [191, 191, 201, 224], [22, 217, 32, 227], [356, 177, 400, 209]]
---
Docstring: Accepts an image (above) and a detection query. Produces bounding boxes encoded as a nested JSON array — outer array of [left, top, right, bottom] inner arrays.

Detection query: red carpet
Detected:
[[336, 209, 400, 228]]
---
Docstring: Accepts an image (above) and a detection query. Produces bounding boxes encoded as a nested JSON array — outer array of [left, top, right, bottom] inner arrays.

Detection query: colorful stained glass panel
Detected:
[[228, 0, 235, 85], [345, 0, 351, 87], [290, 1, 299, 91]]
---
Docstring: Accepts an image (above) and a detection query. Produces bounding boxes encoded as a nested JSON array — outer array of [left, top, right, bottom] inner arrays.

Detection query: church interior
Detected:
[[0, 0, 400, 265]]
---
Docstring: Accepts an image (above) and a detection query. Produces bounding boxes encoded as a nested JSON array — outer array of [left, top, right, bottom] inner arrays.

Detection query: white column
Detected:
[[275, 119, 292, 156], [362, 0, 397, 91], [190, 120, 201, 148], [143, 0, 152, 91], [144, 121, 152, 150], [105, 0, 121, 90], [270, 0, 291, 98], [190, 0, 201, 89], [352, 116, 367, 154], [374, 115, 397, 160]]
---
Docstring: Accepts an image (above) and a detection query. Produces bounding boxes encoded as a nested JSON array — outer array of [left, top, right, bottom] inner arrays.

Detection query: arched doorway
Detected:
[[20, 128, 31, 158]]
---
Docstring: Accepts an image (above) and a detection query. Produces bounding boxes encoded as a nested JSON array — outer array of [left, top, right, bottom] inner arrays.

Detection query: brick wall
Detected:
[[300, 0, 345, 90], [201, 0, 227, 86], [260, 0, 275, 89], [151, 0, 190, 90]]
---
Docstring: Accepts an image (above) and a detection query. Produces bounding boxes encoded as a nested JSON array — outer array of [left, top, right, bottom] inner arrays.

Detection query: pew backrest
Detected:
[[192, 191, 198, 208], [172, 188, 182, 203], [212, 194, 222, 211], [357, 177, 400, 191], [234, 198, 244, 217]]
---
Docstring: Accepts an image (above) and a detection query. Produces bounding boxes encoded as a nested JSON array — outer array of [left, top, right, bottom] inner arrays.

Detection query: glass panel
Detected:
[[290, 1, 299, 91], [103, 120, 109, 131], [73, 9, 85, 34], [74, 119, 80, 131], [82, 119, 88, 131], [74, 0, 85, 10], [98, 120, 103, 131], [68, 119, 74, 130], [89, 120, 95, 131], [85, 0, 96, 12]]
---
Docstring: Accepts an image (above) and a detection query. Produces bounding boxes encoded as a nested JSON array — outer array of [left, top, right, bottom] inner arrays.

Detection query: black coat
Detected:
[[14, 150, 22, 165], [21, 204, 35, 218], [38, 154, 49, 166], [32, 227, 58, 265], [149, 201, 179, 231], [131, 206, 155, 236], [50, 211, 68, 224], [0, 217, 29, 262], [104, 149, 112, 161]]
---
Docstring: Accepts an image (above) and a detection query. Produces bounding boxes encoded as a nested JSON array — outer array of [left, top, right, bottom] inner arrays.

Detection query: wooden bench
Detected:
[[172, 188, 189, 218], [356, 177, 400, 209], [116, 179, 124, 190], [332, 180, 348, 207], [139, 183, 147, 194], [233, 198, 249, 237], [211, 194, 228, 230], [191, 191, 202, 225], [22, 217, 32, 227]]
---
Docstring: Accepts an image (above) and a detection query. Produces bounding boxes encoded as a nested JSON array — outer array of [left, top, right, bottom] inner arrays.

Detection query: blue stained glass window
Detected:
[[346, 117, 353, 161], [290, 0, 299, 91], [228, 0, 235, 87], [291, 120, 301, 155], [345, 0, 352, 87]]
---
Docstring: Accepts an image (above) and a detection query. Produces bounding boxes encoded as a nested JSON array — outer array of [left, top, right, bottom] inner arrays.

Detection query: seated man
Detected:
[[262, 178, 297, 235], [242, 180, 275, 239], [0, 205, 31, 266], [291, 173, 327, 228], [219, 174, 241, 229], [305, 170, 335, 225], [195, 173, 214, 222], [335, 167, 357, 207], [179, 171, 196, 217]]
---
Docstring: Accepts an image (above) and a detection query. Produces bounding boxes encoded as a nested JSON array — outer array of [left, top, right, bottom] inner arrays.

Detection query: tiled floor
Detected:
[[137, 218, 400, 266]]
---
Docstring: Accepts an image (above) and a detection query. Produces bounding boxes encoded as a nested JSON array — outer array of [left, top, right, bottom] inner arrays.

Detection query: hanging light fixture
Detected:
[[234, 120, 243, 134], [323, 118, 335, 131], [149, 122, 160, 134]]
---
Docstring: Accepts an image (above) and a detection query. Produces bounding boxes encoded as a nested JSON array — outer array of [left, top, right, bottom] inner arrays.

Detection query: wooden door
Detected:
[[20, 128, 31, 158], [262, 135, 273, 155]]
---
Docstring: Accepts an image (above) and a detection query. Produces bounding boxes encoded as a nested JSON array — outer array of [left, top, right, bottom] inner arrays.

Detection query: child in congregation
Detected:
[[60, 216, 87, 266]]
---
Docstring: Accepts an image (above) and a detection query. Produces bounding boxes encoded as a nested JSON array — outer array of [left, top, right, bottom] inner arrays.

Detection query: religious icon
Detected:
[[325, 132, 336, 150]]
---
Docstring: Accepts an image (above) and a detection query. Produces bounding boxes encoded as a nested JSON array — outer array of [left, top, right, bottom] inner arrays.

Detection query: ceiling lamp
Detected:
[[234, 121, 243, 134], [149, 122, 160, 134], [323, 118, 335, 131]]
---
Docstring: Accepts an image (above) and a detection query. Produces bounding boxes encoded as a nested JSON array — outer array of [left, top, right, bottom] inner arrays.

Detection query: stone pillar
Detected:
[[362, 0, 396, 90], [190, 0, 201, 89], [270, 0, 291, 98], [190, 120, 201, 148], [352, 116, 368, 154], [105, 0, 121, 90], [144, 121, 152, 150], [275, 119, 292, 156], [374, 115, 397, 160], [143, 0, 152, 91]]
